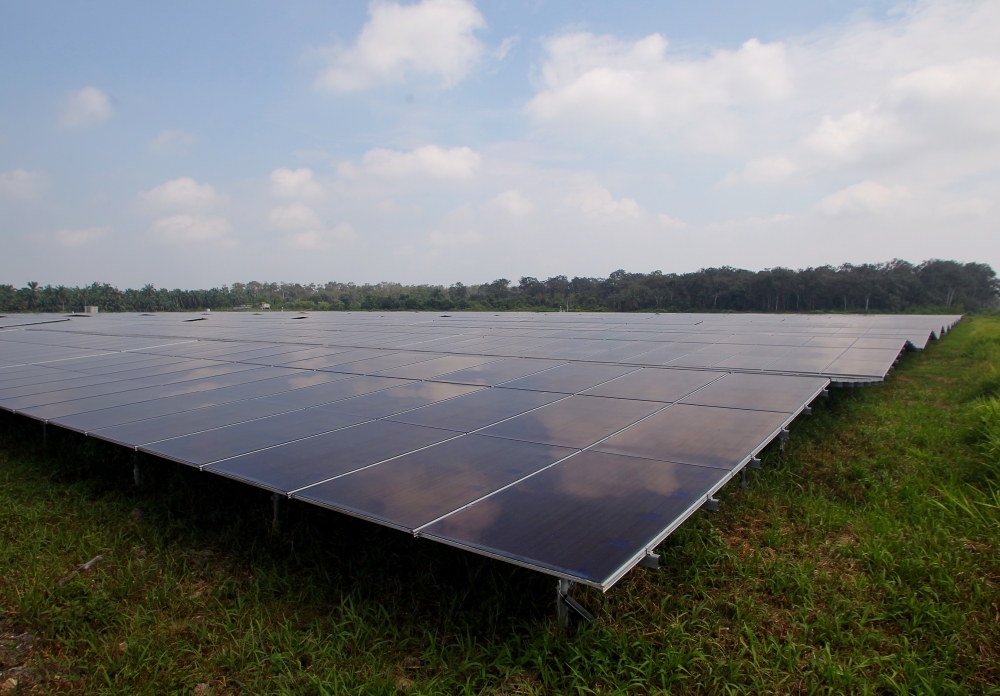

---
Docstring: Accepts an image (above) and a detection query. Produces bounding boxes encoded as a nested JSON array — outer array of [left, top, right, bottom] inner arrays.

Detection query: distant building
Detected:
[[234, 304, 253, 310], [83, 305, 99, 314], [260, 302, 271, 309]]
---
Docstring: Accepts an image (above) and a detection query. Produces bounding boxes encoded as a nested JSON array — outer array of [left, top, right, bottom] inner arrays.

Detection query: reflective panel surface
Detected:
[[582, 368, 721, 403], [477, 395, 661, 449], [419, 450, 727, 585], [295, 434, 576, 530], [385, 386, 565, 432], [205, 421, 456, 492], [679, 373, 828, 413], [594, 403, 789, 469]]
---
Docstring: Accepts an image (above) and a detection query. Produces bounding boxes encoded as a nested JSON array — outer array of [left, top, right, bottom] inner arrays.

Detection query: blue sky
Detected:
[[1, 0, 997, 288]]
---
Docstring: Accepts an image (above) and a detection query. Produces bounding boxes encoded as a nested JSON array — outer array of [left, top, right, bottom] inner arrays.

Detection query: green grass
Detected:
[[2, 317, 1000, 695]]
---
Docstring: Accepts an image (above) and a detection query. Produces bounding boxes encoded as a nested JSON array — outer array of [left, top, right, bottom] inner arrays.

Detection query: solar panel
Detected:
[[592, 404, 794, 469], [385, 387, 565, 432], [0, 310, 960, 593], [417, 450, 729, 587], [294, 434, 576, 532], [204, 420, 457, 492], [477, 395, 662, 449]]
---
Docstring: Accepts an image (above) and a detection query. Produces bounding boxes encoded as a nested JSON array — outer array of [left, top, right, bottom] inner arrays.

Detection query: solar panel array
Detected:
[[0, 311, 960, 589]]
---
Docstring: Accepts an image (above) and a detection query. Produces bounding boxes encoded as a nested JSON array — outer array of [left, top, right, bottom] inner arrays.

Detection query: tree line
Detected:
[[1, 259, 996, 315]]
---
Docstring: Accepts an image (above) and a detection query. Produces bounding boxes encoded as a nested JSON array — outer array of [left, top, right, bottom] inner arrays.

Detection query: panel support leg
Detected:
[[42, 422, 48, 447], [133, 452, 140, 486], [556, 578, 570, 629], [272, 492, 282, 533], [740, 468, 747, 489], [556, 578, 594, 629]]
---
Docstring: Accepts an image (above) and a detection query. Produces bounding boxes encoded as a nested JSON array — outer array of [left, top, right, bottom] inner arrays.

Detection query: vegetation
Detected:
[[1, 258, 996, 314], [1, 316, 999, 693]]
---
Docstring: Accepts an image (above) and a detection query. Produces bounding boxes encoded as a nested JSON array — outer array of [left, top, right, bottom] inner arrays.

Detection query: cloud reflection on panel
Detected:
[[421, 450, 727, 584], [295, 435, 575, 531]]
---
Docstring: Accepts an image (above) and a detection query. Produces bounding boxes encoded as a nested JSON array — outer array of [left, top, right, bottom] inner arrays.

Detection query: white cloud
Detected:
[[657, 214, 687, 229], [720, 156, 798, 187], [149, 215, 234, 245], [268, 201, 324, 230], [493, 34, 519, 61], [526, 34, 791, 147], [816, 181, 912, 215], [315, 0, 485, 91], [55, 226, 111, 247], [146, 130, 195, 155], [270, 167, 324, 198], [343, 145, 481, 180], [287, 224, 359, 250], [484, 189, 534, 217], [793, 2, 1000, 179], [59, 87, 113, 128], [0, 169, 45, 199], [139, 177, 225, 210], [268, 202, 357, 250], [567, 186, 642, 216], [428, 229, 481, 246]]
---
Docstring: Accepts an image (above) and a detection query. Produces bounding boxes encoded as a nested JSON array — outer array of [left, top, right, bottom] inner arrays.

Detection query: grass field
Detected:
[[2, 316, 999, 695]]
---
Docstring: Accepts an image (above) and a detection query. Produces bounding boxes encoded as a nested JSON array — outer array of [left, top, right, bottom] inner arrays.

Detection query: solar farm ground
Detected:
[[1, 314, 999, 695]]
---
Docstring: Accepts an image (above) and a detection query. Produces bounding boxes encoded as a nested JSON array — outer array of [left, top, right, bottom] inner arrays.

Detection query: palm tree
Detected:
[[26, 281, 39, 311]]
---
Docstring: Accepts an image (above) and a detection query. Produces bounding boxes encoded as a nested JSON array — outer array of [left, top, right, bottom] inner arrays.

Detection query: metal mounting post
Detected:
[[556, 578, 570, 628], [748, 457, 761, 470], [820, 389, 830, 399], [639, 552, 660, 570], [133, 452, 141, 486], [271, 492, 283, 533], [740, 468, 747, 489], [556, 578, 594, 627], [802, 406, 812, 415], [702, 497, 720, 512], [779, 428, 791, 441], [42, 422, 48, 447]]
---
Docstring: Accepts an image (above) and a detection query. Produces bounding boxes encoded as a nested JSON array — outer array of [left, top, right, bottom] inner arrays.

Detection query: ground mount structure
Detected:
[[0, 311, 960, 616]]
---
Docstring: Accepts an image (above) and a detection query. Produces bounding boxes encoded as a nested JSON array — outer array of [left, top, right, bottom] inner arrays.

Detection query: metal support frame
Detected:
[[778, 427, 790, 453], [702, 497, 720, 512], [132, 452, 141, 486], [820, 389, 830, 399], [42, 421, 48, 447], [740, 468, 747, 489], [272, 492, 283, 533], [748, 457, 761, 470], [638, 552, 660, 570], [802, 406, 812, 416], [556, 578, 594, 628]]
